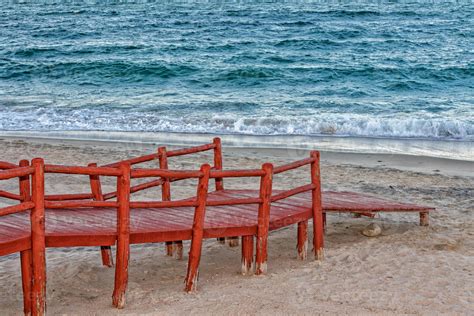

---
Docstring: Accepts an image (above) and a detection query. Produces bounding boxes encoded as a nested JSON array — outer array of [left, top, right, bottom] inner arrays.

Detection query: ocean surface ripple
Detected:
[[0, 1, 473, 141]]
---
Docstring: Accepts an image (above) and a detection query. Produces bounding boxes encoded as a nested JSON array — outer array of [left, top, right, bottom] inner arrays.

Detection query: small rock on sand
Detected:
[[362, 223, 382, 237]]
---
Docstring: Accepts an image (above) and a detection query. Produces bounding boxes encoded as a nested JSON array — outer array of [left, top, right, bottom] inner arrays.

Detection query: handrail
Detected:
[[0, 190, 22, 201], [271, 184, 315, 202], [0, 166, 35, 180], [0, 201, 35, 216], [45, 193, 94, 201], [103, 153, 159, 168], [0, 161, 18, 170], [273, 157, 316, 174], [210, 169, 265, 178], [45, 200, 119, 209], [45, 164, 123, 177], [102, 178, 164, 201], [167, 143, 216, 157], [102, 142, 216, 168], [129, 200, 198, 209], [206, 197, 262, 207], [131, 169, 203, 179]]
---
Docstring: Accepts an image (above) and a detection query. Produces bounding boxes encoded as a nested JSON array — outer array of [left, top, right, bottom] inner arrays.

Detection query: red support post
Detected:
[[255, 163, 273, 275], [297, 220, 308, 260], [19, 160, 33, 315], [310, 151, 324, 261], [159, 147, 183, 259], [31, 158, 46, 316], [241, 235, 254, 275], [184, 164, 210, 292], [420, 212, 429, 226], [323, 213, 327, 232], [112, 163, 131, 309], [89, 163, 114, 268], [20, 249, 33, 316], [213, 138, 227, 245], [213, 137, 224, 191], [214, 138, 238, 246]]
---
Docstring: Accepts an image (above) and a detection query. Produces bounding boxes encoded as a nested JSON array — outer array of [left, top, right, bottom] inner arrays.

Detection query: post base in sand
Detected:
[[420, 212, 429, 226], [165, 242, 173, 256], [101, 246, 114, 267], [255, 262, 267, 275], [297, 240, 308, 260], [315, 248, 324, 261], [185, 272, 199, 293], [173, 242, 183, 260], [112, 292, 126, 309], [227, 237, 240, 247], [241, 260, 254, 275]]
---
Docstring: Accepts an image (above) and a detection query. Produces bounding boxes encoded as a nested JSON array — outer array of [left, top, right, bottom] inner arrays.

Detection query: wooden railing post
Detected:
[[241, 235, 254, 275], [213, 138, 238, 246], [255, 163, 273, 275], [297, 220, 308, 260], [112, 163, 131, 309], [89, 163, 114, 268], [213, 137, 224, 191], [31, 158, 46, 316], [159, 147, 183, 259], [310, 151, 324, 261], [19, 160, 31, 203], [19, 160, 33, 315], [185, 164, 210, 292]]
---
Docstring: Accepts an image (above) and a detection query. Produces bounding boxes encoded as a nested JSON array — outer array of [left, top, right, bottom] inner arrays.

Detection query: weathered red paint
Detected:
[[19, 160, 32, 316], [184, 164, 210, 292], [297, 220, 308, 260], [89, 163, 114, 268], [31, 158, 46, 316], [158, 147, 175, 257], [0, 139, 436, 313], [255, 163, 273, 275], [241, 235, 254, 275], [310, 151, 324, 261], [112, 163, 131, 308]]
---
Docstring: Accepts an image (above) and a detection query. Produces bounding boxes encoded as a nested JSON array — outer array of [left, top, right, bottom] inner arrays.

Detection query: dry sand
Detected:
[[0, 137, 473, 315]]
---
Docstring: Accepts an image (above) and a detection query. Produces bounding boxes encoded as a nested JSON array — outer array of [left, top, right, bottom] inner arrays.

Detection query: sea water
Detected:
[[0, 1, 473, 159]]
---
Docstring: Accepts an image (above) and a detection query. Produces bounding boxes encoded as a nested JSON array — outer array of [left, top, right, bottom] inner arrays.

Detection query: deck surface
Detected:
[[0, 190, 434, 250]]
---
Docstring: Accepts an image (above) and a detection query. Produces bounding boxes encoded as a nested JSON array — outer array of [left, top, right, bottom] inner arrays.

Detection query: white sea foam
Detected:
[[0, 107, 472, 141]]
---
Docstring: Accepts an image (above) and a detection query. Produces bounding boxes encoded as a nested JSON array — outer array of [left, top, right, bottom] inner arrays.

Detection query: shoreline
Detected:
[[1, 130, 473, 162], [0, 133, 472, 178]]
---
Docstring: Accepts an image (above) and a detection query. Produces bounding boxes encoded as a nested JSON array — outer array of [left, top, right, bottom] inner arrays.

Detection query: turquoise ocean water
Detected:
[[0, 1, 473, 158]]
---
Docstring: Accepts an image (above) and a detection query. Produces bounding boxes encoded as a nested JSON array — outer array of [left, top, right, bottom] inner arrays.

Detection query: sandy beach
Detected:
[[0, 136, 473, 315], [0, 138, 474, 315], [2, 2, 473, 315]]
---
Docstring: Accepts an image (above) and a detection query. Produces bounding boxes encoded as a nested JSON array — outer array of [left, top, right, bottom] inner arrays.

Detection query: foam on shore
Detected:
[[1, 130, 472, 162]]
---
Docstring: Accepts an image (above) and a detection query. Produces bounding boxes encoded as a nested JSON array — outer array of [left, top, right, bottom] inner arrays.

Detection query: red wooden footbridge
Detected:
[[0, 138, 434, 315]]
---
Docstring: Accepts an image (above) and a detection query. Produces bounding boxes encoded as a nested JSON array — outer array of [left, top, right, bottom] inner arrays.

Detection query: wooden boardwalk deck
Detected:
[[0, 138, 435, 313], [0, 190, 433, 250]]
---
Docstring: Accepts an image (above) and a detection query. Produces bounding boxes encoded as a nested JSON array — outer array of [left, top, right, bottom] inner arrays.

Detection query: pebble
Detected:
[[362, 223, 382, 237]]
